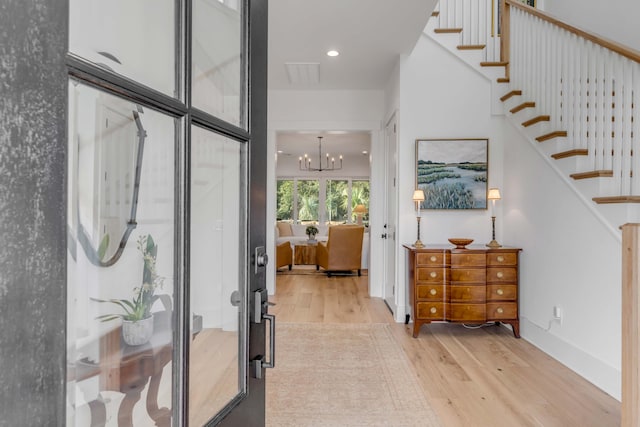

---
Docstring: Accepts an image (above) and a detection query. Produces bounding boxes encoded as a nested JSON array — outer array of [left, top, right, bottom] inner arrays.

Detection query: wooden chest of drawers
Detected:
[[404, 244, 521, 338]]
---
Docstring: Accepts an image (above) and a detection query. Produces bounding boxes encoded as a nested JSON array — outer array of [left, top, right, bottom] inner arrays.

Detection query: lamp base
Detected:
[[486, 240, 502, 248], [414, 239, 425, 248]]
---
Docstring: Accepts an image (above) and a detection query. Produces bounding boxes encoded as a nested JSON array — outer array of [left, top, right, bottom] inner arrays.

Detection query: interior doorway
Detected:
[[383, 114, 398, 314]]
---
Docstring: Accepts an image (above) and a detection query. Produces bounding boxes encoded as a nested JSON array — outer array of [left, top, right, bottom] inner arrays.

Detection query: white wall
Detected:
[[267, 90, 385, 295], [503, 119, 621, 400], [397, 30, 621, 399], [397, 33, 506, 316], [543, 0, 640, 51]]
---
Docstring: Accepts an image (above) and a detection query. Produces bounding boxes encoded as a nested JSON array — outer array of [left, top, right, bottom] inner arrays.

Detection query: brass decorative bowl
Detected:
[[448, 238, 474, 249]]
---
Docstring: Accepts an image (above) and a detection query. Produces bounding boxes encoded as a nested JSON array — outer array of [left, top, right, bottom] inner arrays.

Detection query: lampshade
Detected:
[[353, 204, 367, 214], [412, 189, 425, 202], [487, 188, 501, 200]]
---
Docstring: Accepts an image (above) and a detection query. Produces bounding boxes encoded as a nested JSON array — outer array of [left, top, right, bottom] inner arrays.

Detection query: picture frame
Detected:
[[415, 138, 488, 210]]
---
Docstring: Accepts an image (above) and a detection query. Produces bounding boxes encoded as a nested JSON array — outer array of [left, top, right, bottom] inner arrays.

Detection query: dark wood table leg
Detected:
[[118, 382, 145, 426], [146, 371, 171, 427], [88, 397, 106, 427]]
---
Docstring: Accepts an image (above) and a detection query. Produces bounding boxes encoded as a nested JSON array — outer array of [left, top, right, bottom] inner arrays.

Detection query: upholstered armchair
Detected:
[[276, 242, 292, 271], [316, 225, 364, 276]]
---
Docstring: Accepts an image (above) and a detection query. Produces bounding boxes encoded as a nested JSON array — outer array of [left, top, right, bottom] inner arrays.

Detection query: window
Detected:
[[296, 180, 319, 223], [276, 179, 294, 221], [326, 179, 348, 224], [277, 178, 369, 225]]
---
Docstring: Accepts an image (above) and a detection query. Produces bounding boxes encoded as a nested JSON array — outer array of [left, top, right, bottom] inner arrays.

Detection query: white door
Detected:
[[383, 115, 398, 313]]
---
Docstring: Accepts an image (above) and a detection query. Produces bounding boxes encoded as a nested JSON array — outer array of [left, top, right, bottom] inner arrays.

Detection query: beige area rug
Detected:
[[266, 323, 441, 427]]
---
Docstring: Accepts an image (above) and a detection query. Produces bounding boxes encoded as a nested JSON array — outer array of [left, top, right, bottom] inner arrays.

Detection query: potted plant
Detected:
[[306, 225, 319, 242], [94, 234, 165, 345]]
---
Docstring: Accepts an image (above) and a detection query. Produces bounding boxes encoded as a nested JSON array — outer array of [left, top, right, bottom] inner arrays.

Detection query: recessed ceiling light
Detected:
[[362, 150, 368, 155], [327, 50, 339, 57], [277, 150, 284, 153]]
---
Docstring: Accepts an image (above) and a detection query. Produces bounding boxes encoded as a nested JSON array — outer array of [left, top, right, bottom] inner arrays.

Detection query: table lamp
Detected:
[[413, 189, 425, 248], [486, 187, 502, 248], [353, 204, 367, 225]]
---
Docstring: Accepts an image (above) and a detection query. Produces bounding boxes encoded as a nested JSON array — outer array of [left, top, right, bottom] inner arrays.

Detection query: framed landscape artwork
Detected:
[[416, 138, 488, 210]]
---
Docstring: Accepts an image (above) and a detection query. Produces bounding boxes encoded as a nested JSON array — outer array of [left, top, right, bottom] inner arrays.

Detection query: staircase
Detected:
[[426, 0, 640, 232]]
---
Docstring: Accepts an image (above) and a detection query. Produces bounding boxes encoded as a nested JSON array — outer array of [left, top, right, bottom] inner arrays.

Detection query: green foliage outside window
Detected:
[[297, 180, 319, 222], [276, 180, 294, 220]]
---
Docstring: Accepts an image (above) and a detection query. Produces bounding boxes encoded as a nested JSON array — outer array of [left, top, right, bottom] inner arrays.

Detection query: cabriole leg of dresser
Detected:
[[412, 320, 429, 338], [505, 321, 520, 338]]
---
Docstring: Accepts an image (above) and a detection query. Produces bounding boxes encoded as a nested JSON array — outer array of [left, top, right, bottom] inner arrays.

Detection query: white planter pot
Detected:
[[122, 315, 154, 346]]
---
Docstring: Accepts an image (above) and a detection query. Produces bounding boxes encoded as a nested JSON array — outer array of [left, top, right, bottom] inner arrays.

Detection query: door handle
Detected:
[[252, 288, 276, 378], [381, 233, 387, 239]]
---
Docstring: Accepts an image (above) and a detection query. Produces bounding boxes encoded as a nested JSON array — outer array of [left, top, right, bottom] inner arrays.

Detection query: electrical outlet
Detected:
[[553, 306, 563, 324]]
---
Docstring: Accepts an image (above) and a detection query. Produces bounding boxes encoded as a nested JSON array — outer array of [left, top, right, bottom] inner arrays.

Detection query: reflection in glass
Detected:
[[69, 0, 176, 96], [192, 0, 245, 127], [189, 126, 245, 424], [66, 82, 176, 426]]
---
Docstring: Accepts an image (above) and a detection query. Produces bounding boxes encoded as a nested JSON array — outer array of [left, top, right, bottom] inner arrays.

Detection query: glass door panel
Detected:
[[66, 82, 176, 426], [69, 0, 176, 96], [192, 0, 246, 128], [189, 126, 246, 425]]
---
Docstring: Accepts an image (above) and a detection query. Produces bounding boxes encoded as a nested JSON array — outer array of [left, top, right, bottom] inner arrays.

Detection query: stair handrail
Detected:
[[500, 0, 640, 77]]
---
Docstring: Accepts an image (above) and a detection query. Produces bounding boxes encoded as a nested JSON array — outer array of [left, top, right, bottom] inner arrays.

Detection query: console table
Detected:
[[403, 244, 521, 338]]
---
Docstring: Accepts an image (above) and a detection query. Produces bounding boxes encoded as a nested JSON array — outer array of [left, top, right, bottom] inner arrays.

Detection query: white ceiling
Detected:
[[268, 0, 436, 91]]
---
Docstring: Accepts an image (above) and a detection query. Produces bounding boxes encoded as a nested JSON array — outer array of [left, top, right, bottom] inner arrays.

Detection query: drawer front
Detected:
[[486, 302, 518, 320], [450, 268, 486, 283], [416, 302, 446, 320], [487, 267, 517, 282], [449, 303, 486, 322], [417, 284, 445, 301], [487, 252, 518, 266], [416, 252, 446, 266], [486, 284, 518, 301], [451, 253, 486, 267], [416, 267, 446, 283], [450, 285, 486, 303]]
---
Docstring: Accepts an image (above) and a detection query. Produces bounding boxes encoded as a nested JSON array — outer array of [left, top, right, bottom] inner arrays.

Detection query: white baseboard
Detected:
[[521, 317, 621, 401]]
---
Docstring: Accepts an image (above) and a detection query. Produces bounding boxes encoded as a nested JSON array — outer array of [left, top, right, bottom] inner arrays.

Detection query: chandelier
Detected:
[[299, 136, 343, 172]]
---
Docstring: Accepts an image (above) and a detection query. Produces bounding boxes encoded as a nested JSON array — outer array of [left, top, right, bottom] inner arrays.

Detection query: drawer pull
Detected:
[[497, 255, 505, 262], [497, 288, 504, 296], [497, 271, 504, 279], [430, 255, 437, 262], [430, 289, 437, 296], [430, 307, 437, 314], [497, 307, 504, 314], [430, 271, 437, 278]]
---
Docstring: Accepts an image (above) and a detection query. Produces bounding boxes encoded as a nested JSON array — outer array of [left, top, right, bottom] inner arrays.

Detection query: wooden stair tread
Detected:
[[551, 149, 588, 159], [480, 61, 509, 67], [522, 115, 550, 127], [593, 196, 640, 204], [457, 44, 486, 50], [431, 11, 440, 17], [570, 170, 613, 180], [497, 77, 510, 83], [500, 90, 522, 102], [536, 131, 567, 142], [510, 102, 535, 114], [434, 28, 462, 34]]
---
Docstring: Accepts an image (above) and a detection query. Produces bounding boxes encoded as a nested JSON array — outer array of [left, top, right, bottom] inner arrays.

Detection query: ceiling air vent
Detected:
[[284, 62, 320, 85]]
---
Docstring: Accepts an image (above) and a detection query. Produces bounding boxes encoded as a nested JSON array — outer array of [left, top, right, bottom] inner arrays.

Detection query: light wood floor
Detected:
[[272, 273, 621, 427]]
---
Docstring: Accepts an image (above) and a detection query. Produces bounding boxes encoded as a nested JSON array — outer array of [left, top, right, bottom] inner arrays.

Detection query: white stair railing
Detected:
[[434, 0, 501, 62], [506, 1, 640, 198]]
